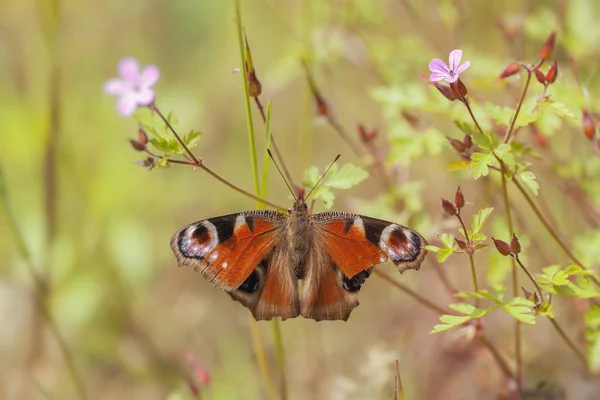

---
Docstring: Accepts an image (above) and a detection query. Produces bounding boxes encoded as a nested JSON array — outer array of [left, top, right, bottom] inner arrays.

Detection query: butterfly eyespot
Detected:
[[239, 270, 260, 293]]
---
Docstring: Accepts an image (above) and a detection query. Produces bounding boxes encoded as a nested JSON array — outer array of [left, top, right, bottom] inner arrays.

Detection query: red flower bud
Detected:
[[534, 69, 546, 85], [582, 109, 596, 140], [455, 186, 465, 209], [130, 139, 146, 151], [492, 237, 511, 256], [138, 128, 149, 145], [450, 79, 468, 99], [539, 31, 557, 61], [499, 62, 521, 80], [358, 124, 377, 142], [441, 198, 458, 216], [429, 80, 456, 101], [510, 234, 521, 255], [455, 238, 467, 249], [448, 137, 466, 152], [463, 135, 473, 149], [546, 61, 558, 84]]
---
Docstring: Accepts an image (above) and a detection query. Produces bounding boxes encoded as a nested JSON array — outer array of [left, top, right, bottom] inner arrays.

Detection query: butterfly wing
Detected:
[[313, 212, 428, 277], [299, 212, 427, 321], [170, 210, 300, 320]]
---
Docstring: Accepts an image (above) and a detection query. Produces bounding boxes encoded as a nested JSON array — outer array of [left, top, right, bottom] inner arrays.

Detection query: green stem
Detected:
[[501, 168, 522, 391], [235, 0, 260, 196], [514, 256, 544, 302], [462, 100, 485, 136], [0, 165, 88, 400], [504, 69, 532, 143], [235, 3, 286, 400], [150, 105, 286, 210]]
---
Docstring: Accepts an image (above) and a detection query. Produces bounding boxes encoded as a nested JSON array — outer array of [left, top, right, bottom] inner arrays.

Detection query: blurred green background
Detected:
[[2, 0, 600, 399]]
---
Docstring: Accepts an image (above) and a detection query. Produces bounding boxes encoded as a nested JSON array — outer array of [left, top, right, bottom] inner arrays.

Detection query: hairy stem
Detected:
[[514, 256, 544, 302], [456, 214, 480, 305]]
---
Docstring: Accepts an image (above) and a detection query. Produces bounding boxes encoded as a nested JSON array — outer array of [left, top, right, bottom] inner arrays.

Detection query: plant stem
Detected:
[[254, 97, 297, 190], [0, 164, 88, 400], [235, 3, 286, 399], [235, 0, 260, 196], [514, 256, 544, 301], [501, 169, 522, 391], [504, 69, 532, 143], [462, 100, 485, 136], [149, 104, 201, 165], [150, 105, 286, 210], [511, 177, 596, 280], [548, 317, 588, 369], [375, 269, 515, 380], [248, 314, 279, 400], [456, 214, 480, 305]]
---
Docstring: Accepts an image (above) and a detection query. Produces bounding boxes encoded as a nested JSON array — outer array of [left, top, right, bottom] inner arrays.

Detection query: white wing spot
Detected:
[[222, 262, 228, 269], [209, 252, 219, 262], [234, 215, 246, 232], [353, 217, 365, 233]]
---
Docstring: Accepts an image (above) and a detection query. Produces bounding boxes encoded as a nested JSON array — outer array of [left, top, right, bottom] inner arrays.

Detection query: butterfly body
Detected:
[[171, 194, 427, 321]]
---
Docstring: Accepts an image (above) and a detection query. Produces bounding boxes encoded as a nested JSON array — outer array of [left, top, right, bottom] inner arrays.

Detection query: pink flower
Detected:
[[429, 50, 470, 83], [104, 57, 160, 117]]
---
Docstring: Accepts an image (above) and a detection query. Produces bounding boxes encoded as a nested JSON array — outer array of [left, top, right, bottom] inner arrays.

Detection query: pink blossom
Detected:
[[429, 50, 470, 83], [104, 57, 160, 117]]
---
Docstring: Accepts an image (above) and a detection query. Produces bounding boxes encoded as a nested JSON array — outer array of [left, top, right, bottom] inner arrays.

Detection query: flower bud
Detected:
[[429, 80, 456, 101], [448, 137, 466, 152], [492, 237, 511, 256], [534, 69, 546, 85], [463, 135, 473, 149], [358, 124, 377, 142], [499, 62, 521, 80], [247, 70, 262, 97], [510, 234, 521, 254], [455, 186, 465, 209], [138, 128, 149, 145], [130, 139, 146, 151], [441, 198, 458, 216], [582, 109, 596, 140], [546, 61, 558, 84], [455, 238, 467, 249], [450, 79, 468, 99], [539, 31, 557, 61]]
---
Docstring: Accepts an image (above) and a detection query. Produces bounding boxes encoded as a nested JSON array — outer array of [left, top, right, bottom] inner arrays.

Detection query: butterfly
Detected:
[[170, 160, 428, 321]]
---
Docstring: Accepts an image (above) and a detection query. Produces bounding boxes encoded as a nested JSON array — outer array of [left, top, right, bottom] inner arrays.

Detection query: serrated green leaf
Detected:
[[440, 233, 455, 249], [326, 163, 369, 189], [471, 207, 494, 235], [454, 120, 475, 135], [471, 132, 494, 150], [439, 314, 472, 325], [504, 304, 535, 324], [437, 246, 457, 263], [495, 144, 515, 167], [183, 130, 202, 148], [470, 152, 495, 179], [537, 301, 555, 318], [519, 171, 539, 196], [547, 100, 577, 120], [311, 186, 335, 209], [449, 302, 477, 315]]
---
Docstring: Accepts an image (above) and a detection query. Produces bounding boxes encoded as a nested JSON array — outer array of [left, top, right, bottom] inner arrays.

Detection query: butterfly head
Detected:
[[292, 189, 309, 216]]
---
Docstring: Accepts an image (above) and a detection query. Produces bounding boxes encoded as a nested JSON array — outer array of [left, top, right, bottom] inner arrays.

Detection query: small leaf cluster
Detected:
[[537, 265, 600, 299], [303, 163, 369, 209], [432, 284, 536, 333]]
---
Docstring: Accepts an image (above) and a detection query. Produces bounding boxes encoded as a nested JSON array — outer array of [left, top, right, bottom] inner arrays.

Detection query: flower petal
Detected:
[[444, 75, 459, 83], [429, 58, 449, 74], [448, 49, 463, 72], [117, 94, 138, 117], [103, 78, 129, 96], [140, 65, 160, 87], [135, 88, 155, 105], [118, 57, 140, 83], [430, 71, 450, 82], [455, 61, 471, 75]]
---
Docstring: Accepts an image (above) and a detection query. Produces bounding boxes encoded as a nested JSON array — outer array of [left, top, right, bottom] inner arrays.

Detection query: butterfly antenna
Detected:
[[267, 149, 296, 200], [305, 154, 341, 200]]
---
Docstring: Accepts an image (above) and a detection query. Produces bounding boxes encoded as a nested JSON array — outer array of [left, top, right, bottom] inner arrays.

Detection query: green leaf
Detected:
[[310, 186, 335, 209], [504, 304, 536, 324], [470, 152, 496, 179], [547, 100, 577, 120], [519, 171, 539, 196], [325, 163, 369, 189], [423, 245, 440, 253], [585, 305, 600, 327], [454, 120, 475, 135], [183, 129, 202, 149], [486, 101, 513, 127], [589, 329, 600, 374], [495, 144, 515, 168], [471, 207, 494, 235]]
